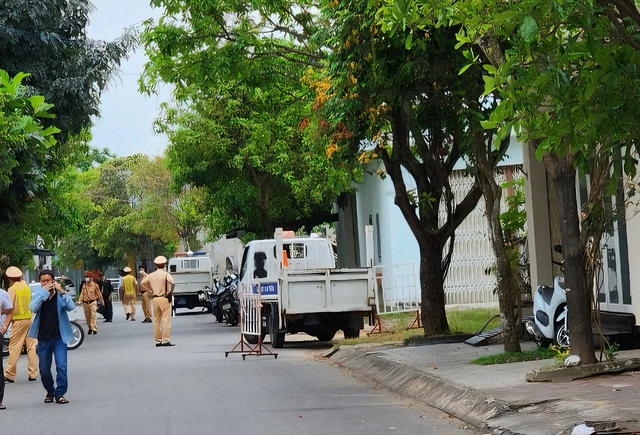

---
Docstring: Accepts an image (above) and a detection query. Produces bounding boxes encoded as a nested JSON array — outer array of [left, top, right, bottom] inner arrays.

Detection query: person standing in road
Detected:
[[138, 266, 152, 323], [77, 271, 104, 335], [4, 266, 38, 383], [28, 269, 76, 405], [140, 256, 175, 347], [120, 267, 137, 321], [97, 272, 114, 322], [0, 284, 14, 409]]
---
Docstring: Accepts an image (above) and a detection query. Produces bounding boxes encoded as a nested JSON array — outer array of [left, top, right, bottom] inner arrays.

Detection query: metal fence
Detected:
[[373, 263, 420, 314]]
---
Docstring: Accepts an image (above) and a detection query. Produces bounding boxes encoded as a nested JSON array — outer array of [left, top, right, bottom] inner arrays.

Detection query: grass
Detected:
[[336, 307, 501, 346], [471, 347, 557, 365]]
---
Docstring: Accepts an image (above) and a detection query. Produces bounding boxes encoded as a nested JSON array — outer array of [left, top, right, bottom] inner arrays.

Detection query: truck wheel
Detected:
[[343, 327, 360, 339], [269, 309, 285, 348], [316, 330, 337, 342], [244, 331, 266, 345]]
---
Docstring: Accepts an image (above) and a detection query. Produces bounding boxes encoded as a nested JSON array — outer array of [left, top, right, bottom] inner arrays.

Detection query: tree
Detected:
[[141, 1, 352, 238], [0, 70, 60, 270], [0, 0, 136, 143], [89, 155, 177, 264], [388, 0, 640, 362], [320, 0, 502, 335]]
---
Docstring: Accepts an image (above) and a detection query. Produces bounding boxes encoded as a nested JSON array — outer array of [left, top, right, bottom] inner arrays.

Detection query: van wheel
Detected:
[[269, 308, 285, 348]]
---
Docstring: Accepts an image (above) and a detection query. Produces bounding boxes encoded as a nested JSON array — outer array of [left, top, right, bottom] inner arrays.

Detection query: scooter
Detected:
[[210, 273, 240, 326], [525, 246, 570, 348], [2, 306, 84, 357]]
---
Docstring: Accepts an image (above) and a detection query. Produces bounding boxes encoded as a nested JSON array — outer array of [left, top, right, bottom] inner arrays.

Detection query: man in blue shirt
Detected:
[[28, 269, 76, 404]]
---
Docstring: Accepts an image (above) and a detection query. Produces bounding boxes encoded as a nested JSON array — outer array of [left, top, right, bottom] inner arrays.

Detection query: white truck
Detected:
[[167, 251, 216, 312], [239, 227, 377, 347]]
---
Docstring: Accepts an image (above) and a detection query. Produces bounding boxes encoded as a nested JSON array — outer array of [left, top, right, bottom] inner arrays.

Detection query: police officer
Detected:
[[77, 271, 104, 334], [138, 266, 152, 323], [0, 283, 14, 409], [120, 267, 138, 321], [4, 266, 38, 383], [140, 256, 175, 347]]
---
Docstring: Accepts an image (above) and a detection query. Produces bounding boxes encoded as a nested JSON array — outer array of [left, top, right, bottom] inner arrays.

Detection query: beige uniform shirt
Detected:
[[140, 269, 175, 297], [80, 282, 103, 303]]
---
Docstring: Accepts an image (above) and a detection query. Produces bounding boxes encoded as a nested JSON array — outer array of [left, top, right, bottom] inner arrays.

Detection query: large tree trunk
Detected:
[[420, 241, 449, 334], [475, 134, 521, 353], [542, 152, 596, 365]]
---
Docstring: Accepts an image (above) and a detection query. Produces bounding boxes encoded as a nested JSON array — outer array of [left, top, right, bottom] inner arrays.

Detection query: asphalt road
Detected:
[[2, 305, 479, 435]]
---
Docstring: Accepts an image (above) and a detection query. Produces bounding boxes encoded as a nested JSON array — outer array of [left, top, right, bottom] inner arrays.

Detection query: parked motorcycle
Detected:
[[525, 245, 569, 348], [2, 306, 84, 357], [210, 273, 240, 326]]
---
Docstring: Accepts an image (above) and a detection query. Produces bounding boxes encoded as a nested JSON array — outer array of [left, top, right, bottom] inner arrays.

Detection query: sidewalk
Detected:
[[325, 340, 640, 435]]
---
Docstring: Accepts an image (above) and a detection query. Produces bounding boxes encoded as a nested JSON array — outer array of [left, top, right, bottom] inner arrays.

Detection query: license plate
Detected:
[[222, 304, 231, 310]]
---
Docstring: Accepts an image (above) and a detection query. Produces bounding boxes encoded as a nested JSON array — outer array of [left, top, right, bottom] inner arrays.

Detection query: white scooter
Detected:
[[525, 246, 570, 348]]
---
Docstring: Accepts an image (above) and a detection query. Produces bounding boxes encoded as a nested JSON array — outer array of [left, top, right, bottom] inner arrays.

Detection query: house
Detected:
[[523, 143, 639, 344], [339, 138, 525, 313]]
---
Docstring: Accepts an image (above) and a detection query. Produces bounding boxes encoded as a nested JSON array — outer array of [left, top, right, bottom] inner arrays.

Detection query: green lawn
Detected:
[[337, 307, 501, 345]]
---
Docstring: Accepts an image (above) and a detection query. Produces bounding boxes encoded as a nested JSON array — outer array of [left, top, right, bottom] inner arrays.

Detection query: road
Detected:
[[2, 305, 480, 435]]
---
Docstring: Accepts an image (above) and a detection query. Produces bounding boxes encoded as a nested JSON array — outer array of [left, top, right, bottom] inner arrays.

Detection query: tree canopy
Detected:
[[141, 0, 353, 238]]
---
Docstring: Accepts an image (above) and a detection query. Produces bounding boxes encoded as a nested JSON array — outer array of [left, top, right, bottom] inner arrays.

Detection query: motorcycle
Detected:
[[210, 273, 240, 326], [525, 245, 569, 348], [2, 306, 84, 357]]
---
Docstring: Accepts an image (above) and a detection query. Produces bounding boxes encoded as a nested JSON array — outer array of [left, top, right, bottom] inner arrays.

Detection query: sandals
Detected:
[[0, 404, 6, 410], [55, 396, 69, 404], [44, 394, 54, 403]]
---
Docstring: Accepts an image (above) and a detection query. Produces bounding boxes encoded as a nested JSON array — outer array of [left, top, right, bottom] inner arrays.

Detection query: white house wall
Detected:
[[624, 195, 640, 321], [355, 139, 524, 307]]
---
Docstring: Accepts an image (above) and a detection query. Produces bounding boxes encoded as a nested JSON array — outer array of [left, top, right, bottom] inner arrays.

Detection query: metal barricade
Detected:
[[225, 283, 277, 359], [241, 292, 262, 339]]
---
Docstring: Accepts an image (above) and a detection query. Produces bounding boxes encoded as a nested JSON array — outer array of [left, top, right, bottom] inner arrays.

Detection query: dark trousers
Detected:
[[103, 299, 113, 321], [0, 345, 5, 403], [37, 338, 68, 399]]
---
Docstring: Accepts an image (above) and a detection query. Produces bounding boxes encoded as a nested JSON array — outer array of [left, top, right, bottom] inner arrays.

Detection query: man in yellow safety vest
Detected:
[[120, 267, 137, 322], [4, 266, 38, 383]]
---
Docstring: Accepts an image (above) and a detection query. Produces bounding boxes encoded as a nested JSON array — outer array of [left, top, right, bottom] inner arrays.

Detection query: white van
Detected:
[[168, 251, 215, 311]]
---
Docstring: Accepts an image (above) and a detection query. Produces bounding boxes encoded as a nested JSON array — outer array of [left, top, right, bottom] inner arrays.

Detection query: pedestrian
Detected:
[[4, 266, 38, 383], [138, 266, 152, 323], [120, 267, 137, 321], [97, 272, 114, 322], [77, 271, 104, 334], [28, 269, 76, 405], [140, 256, 175, 347], [0, 282, 14, 410]]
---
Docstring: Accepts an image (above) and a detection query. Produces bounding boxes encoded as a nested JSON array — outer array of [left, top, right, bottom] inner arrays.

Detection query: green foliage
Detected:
[[499, 178, 527, 233], [604, 342, 620, 361], [471, 347, 556, 365], [550, 345, 571, 363], [0, 0, 136, 142], [142, 0, 350, 238], [0, 70, 60, 222]]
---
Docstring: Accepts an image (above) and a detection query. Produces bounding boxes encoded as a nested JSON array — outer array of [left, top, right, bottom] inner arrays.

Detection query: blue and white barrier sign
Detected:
[[252, 281, 278, 296]]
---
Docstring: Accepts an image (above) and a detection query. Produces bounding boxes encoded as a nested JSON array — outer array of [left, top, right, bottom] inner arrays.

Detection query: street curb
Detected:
[[526, 357, 640, 382], [328, 346, 512, 430]]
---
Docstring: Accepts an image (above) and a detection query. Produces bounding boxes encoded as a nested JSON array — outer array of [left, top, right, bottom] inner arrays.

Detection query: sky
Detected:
[[87, 0, 173, 157]]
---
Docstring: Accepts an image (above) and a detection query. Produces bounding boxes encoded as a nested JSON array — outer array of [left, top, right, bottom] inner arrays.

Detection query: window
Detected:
[[182, 259, 198, 269]]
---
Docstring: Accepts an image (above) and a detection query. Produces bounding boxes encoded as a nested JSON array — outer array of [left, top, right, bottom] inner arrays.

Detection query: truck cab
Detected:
[[238, 234, 335, 297], [168, 251, 215, 312]]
